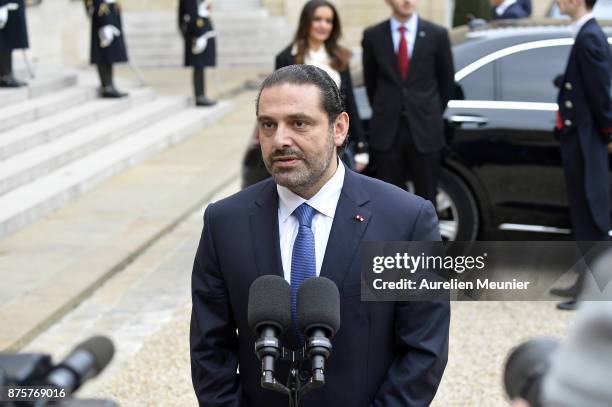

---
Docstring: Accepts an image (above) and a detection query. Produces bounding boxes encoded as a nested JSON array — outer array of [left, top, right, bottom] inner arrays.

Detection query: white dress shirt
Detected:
[[570, 12, 594, 38], [495, 0, 517, 17], [277, 161, 345, 284], [390, 14, 418, 58]]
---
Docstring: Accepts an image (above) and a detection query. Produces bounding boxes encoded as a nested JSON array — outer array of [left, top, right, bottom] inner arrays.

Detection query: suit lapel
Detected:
[[249, 180, 284, 278], [319, 170, 371, 286], [380, 20, 402, 85], [408, 18, 428, 81]]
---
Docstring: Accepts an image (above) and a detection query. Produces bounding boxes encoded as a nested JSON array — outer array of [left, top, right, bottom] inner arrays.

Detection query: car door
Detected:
[[445, 39, 573, 232]]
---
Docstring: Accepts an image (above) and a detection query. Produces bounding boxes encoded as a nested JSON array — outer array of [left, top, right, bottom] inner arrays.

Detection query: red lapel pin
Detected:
[[355, 214, 365, 222]]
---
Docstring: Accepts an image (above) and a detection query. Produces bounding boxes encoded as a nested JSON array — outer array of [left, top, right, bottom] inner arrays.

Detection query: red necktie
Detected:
[[555, 111, 563, 130], [398, 26, 410, 81]]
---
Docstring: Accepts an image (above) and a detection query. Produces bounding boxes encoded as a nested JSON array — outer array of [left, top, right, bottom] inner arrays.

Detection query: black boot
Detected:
[[193, 67, 216, 107], [97, 64, 128, 98], [0, 50, 27, 88]]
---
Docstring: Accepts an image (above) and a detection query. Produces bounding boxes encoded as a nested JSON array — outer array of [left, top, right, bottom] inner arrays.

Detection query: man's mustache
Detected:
[[269, 149, 306, 161]]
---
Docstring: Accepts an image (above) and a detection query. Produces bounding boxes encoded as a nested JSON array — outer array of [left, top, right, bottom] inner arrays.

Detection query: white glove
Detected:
[[0, 6, 9, 30], [192, 34, 208, 55], [98, 25, 121, 48]]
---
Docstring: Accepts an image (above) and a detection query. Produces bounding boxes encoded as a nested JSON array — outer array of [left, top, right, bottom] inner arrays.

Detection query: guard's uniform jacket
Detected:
[[556, 17, 612, 239], [0, 0, 28, 51], [179, 0, 216, 68], [86, 0, 128, 65]]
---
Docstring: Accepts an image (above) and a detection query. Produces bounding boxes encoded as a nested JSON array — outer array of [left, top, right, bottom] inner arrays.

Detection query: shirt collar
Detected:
[[570, 12, 594, 38], [496, 0, 517, 16], [277, 160, 345, 223], [390, 13, 418, 35]]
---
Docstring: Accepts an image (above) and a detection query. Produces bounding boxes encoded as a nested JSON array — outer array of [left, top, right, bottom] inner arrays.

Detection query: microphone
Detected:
[[297, 277, 340, 383], [45, 336, 114, 395], [247, 275, 292, 387]]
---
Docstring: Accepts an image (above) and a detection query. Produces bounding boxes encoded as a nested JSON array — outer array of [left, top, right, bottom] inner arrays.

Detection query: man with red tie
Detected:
[[362, 0, 454, 204]]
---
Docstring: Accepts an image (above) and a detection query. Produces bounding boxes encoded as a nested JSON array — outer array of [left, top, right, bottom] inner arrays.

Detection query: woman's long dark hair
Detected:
[[293, 0, 351, 72]]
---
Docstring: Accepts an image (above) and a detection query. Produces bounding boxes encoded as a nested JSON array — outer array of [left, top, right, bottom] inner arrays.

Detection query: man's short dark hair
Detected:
[[256, 64, 345, 125], [586, 0, 597, 9]]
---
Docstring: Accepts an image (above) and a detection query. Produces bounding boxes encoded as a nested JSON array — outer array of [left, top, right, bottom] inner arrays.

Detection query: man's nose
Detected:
[[271, 123, 294, 149]]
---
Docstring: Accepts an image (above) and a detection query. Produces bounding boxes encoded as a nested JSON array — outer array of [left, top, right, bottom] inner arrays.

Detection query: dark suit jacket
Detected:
[[275, 45, 366, 152], [87, 0, 128, 65], [191, 169, 450, 407], [557, 18, 612, 236], [0, 0, 28, 51], [518, 0, 532, 16], [492, 2, 529, 20], [178, 0, 216, 67], [362, 18, 454, 154]]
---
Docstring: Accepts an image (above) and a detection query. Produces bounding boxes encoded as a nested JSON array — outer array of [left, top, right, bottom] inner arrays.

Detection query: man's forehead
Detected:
[[258, 83, 325, 116]]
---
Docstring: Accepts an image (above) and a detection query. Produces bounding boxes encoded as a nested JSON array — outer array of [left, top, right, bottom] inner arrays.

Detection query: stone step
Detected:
[[0, 97, 186, 196], [0, 88, 156, 161], [125, 28, 291, 42], [0, 86, 98, 133], [0, 71, 78, 109], [129, 55, 274, 67], [0, 100, 233, 239], [123, 10, 269, 24], [129, 46, 284, 58]]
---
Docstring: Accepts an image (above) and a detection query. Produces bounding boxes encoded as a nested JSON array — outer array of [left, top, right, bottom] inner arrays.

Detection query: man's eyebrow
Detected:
[[286, 113, 316, 122], [257, 115, 276, 123], [257, 114, 317, 123]]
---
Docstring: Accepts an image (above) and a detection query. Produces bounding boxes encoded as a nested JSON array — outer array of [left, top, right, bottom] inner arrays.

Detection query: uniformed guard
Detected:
[[550, 0, 612, 311], [85, 0, 129, 98], [179, 0, 217, 106], [0, 0, 28, 87]]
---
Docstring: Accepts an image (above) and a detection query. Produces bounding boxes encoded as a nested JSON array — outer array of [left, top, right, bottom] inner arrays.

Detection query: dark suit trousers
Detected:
[[97, 63, 113, 88], [559, 131, 609, 241], [374, 117, 440, 204], [0, 49, 12, 77], [560, 131, 609, 298]]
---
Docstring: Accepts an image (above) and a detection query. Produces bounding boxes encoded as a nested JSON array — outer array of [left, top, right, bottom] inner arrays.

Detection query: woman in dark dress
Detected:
[[275, 0, 368, 171]]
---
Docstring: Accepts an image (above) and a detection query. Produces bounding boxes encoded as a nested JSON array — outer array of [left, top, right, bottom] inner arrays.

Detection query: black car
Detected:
[[242, 21, 612, 242]]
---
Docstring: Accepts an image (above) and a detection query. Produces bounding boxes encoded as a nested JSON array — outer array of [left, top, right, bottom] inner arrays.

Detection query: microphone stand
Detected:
[[258, 346, 327, 407]]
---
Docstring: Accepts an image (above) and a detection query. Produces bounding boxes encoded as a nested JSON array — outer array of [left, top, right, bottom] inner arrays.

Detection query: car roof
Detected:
[[451, 19, 612, 70]]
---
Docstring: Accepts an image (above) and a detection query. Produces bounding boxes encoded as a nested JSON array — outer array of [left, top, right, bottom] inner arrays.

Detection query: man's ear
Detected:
[[332, 112, 349, 148]]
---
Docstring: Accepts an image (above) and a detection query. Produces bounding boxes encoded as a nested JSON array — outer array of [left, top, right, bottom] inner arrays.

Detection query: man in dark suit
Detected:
[[190, 65, 450, 407], [0, 0, 28, 87], [490, 0, 530, 19], [518, 0, 532, 16], [551, 0, 612, 310], [362, 0, 454, 204], [179, 0, 217, 107], [85, 0, 129, 98]]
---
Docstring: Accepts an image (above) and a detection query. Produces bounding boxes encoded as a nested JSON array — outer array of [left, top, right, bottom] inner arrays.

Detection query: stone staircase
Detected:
[[0, 69, 232, 239], [123, 2, 292, 68]]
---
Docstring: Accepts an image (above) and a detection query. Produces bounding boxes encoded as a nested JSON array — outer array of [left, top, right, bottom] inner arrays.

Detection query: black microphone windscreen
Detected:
[[297, 277, 340, 338], [75, 336, 115, 375], [248, 275, 292, 334]]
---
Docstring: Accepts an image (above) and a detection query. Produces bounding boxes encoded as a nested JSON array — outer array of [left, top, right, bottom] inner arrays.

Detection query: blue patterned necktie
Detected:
[[290, 203, 317, 345]]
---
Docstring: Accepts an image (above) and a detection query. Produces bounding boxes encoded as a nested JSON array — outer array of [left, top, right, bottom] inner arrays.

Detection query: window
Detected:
[[498, 45, 571, 103], [456, 62, 494, 101]]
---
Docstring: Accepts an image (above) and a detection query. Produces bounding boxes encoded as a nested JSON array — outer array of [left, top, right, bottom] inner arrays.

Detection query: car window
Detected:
[[549, 0, 612, 19], [498, 45, 571, 103], [456, 62, 495, 100]]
